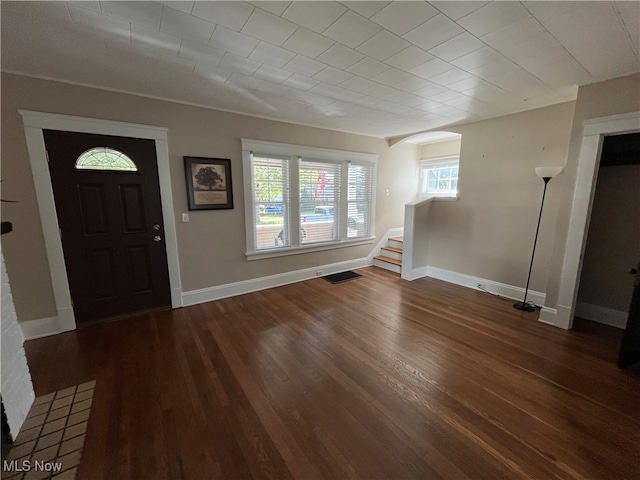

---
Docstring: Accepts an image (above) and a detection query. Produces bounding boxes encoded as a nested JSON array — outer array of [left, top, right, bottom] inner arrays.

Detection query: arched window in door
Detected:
[[75, 147, 138, 172]]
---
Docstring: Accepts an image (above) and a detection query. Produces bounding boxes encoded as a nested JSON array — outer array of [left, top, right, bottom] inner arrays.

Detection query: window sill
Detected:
[[246, 237, 376, 261]]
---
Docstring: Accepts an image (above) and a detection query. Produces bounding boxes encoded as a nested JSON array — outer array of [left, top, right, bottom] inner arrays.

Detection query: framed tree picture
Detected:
[[184, 157, 234, 210]]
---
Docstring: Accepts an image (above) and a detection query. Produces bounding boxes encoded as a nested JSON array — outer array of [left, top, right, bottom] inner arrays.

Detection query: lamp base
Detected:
[[513, 301, 535, 312]]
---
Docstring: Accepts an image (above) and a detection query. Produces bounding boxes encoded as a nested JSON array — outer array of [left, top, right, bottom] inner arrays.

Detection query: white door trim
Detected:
[[554, 111, 640, 329], [19, 110, 182, 333]]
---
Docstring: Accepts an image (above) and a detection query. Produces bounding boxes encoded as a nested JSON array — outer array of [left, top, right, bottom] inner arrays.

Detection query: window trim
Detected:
[[418, 155, 459, 198], [242, 139, 377, 260]]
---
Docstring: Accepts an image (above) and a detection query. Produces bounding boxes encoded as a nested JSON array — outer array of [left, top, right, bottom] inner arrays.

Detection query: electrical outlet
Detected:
[[316, 270, 323, 276]]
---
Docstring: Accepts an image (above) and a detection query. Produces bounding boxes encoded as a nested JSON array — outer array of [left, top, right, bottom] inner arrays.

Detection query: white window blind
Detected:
[[300, 160, 341, 244], [347, 163, 374, 239], [251, 154, 290, 250]]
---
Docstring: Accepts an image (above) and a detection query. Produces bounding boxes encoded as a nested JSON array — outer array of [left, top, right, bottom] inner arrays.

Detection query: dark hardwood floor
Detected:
[[24, 267, 640, 479]]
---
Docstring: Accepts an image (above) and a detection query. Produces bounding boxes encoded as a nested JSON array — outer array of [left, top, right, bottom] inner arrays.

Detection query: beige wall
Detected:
[[0, 73, 417, 323], [419, 138, 461, 160], [413, 102, 575, 292], [577, 164, 640, 312], [545, 73, 640, 307]]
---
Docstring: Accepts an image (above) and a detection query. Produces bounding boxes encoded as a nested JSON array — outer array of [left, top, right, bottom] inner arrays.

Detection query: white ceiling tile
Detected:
[[409, 58, 454, 79], [248, 2, 291, 16], [430, 2, 488, 21], [282, 2, 347, 34], [253, 64, 293, 83], [468, 57, 519, 79], [309, 82, 343, 97], [429, 89, 465, 103], [283, 55, 327, 76], [314, 66, 354, 85], [192, 2, 254, 32], [480, 16, 545, 53], [347, 57, 389, 77], [227, 72, 263, 90], [356, 30, 410, 61], [428, 32, 485, 62], [323, 11, 381, 48], [362, 84, 397, 98], [371, 2, 439, 36], [450, 46, 507, 71], [340, 76, 377, 92], [340, 1, 390, 19], [68, 3, 131, 41], [403, 14, 464, 51], [219, 52, 261, 75], [447, 76, 485, 93], [371, 68, 413, 87], [241, 8, 298, 46], [131, 24, 181, 54], [429, 68, 472, 86], [158, 2, 193, 15], [316, 43, 364, 69], [522, 1, 582, 23], [160, 5, 215, 44], [179, 40, 226, 67], [413, 82, 448, 98], [457, 2, 529, 37], [614, 2, 640, 56], [384, 45, 434, 71], [256, 80, 292, 96], [283, 73, 320, 91], [100, 1, 163, 29], [209, 25, 260, 57], [249, 42, 296, 68], [394, 76, 434, 93], [194, 63, 233, 83], [282, 28, 334, 58]]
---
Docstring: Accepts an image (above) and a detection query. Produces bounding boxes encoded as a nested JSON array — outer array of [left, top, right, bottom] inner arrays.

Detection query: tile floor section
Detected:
[[2, 381, 94, 480]]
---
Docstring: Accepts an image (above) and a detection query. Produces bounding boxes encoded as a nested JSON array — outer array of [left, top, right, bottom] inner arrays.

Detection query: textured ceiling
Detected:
[[2, 1, 639, 139]]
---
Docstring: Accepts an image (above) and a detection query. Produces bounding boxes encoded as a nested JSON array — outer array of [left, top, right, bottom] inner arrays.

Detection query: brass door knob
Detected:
[[153, 235, 162, 242]]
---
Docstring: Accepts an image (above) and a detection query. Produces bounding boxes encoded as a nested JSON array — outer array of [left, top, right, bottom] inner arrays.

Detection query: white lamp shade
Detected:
[[535, 166, 563, 179]]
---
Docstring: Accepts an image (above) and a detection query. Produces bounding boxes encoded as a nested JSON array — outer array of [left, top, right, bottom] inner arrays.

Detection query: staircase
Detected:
[[373, 236, 403, 274]]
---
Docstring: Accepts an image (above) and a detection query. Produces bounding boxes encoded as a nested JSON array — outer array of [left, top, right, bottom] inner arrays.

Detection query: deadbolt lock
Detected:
[[153, 224, 161, 230]]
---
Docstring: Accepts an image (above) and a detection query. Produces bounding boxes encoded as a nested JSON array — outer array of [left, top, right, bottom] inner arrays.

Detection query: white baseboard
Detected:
[[575, 302, 628, 329], [420, 266, 546, 307], [538, 307, 558, 326], [182, 257, 369, 307], [20, 316, 62, 340]]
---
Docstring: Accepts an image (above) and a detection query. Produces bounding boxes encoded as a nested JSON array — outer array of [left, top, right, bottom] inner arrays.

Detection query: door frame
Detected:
[[20, 110, 182, 334], [553, 111, 640, 330]]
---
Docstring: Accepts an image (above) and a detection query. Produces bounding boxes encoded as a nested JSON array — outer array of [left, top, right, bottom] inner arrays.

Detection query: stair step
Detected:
[[381, 246, 403, 254], [374, 255, 402, 267], [389, 236, 403, 243]]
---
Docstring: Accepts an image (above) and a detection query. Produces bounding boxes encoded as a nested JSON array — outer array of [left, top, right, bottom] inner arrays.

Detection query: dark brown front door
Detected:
[[44, 130, 171, 323]]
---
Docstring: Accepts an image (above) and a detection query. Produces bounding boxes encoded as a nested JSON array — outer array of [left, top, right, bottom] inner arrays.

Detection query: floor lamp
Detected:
[[514, 166, 563, 312]]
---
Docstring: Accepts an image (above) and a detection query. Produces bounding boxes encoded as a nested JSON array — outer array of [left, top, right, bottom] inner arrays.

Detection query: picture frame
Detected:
[[184, 156, 234, 210]]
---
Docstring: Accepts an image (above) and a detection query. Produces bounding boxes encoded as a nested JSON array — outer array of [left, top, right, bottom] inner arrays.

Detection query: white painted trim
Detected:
[[555, 111, 640, 330], [575, 302, 628, 329], [247, 237, 375, 260], [20, 317, 63, 341], [423, 266, 547, 307], [182, 257, 369, 306], [538, 307, 557, 326], [19, 111, 183, 335], [241, 138, 379, 164], [367, 227, 404, 264]]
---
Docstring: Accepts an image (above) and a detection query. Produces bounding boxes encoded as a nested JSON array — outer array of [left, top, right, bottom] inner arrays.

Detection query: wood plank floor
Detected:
[[24, 267, 640, 479]]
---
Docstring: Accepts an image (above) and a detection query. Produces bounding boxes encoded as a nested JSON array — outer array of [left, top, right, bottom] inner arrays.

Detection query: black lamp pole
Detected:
[[513, 176, 552, 312]]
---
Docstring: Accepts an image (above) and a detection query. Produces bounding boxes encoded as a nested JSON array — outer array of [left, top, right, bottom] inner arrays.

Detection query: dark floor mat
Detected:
[[323, 271, 362, 284]]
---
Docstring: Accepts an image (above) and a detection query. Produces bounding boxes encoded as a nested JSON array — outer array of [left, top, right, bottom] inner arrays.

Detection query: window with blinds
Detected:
[[347, 163, 374, 239], [300, 160, 340, 244], [243, 139, 377, 257], [251, 155, 290, 250]]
